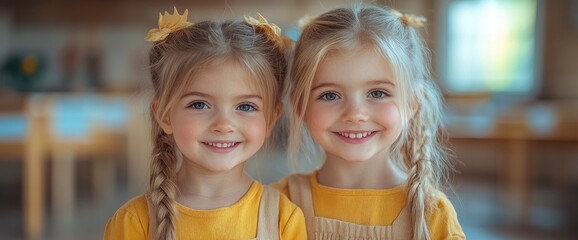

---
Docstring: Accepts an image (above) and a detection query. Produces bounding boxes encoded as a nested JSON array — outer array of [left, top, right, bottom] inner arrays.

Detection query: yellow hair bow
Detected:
[[244, 13, 291, 50], [145, 7, 193, 42], [391, 9, 426, 28]]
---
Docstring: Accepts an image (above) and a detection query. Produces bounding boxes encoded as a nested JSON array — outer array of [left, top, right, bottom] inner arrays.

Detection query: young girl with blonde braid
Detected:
[[274, 5, 465, 240], [104, 8, 306, 240]]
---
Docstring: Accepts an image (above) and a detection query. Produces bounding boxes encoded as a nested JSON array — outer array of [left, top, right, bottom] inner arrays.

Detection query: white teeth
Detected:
[[338, 131, 373, 139], [206, 142, 235, 148]]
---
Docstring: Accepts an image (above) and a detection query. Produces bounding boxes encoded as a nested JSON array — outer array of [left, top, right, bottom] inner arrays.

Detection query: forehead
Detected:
[[186, 58, 261, 96], [314, 44, 395, 86]]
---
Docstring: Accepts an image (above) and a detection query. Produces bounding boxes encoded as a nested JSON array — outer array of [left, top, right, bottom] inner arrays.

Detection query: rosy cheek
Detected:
[[377, 103, 402, 128], [305, 105, 318, 123], [244, 116, 267, 139], [305, 105, 330, 131]]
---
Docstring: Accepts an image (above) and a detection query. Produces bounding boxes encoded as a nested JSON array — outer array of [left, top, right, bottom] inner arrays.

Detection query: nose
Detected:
[[211, 110, 235, 134], [341, 98, 369, 123]]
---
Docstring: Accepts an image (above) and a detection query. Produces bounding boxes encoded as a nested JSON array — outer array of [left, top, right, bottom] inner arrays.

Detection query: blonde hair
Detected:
[[147, 19, 287, 240], [289, 5, 452, 240]]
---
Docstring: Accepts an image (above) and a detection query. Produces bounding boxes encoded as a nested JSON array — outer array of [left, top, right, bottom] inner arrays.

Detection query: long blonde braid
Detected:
[[405, 115, 434, 240], [147, 111, 178, 240], [403, 80, 450, 240]]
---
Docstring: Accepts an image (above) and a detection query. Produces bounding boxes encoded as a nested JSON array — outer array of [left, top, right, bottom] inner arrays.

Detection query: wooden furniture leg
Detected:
[[23, 110, 45, 240], [505, 139, 531, 225], [51, 148, 75, 227]]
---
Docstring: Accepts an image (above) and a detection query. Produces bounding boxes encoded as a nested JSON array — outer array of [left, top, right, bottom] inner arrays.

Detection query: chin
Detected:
[[335, 153, 375, 163], [202, 162, 243, 172], [343, 157, 372, 163]]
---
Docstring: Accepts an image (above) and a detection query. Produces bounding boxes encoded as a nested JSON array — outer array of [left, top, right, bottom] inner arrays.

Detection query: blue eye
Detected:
[[237, 104, 257, 112], [368, 90, 388, 98], [319, 92, 340, 101], [188, 101, 209, 109]]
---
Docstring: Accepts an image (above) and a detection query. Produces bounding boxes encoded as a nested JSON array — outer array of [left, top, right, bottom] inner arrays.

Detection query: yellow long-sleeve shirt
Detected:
[[104, 181, 307, 239], [273, 172, 465, 239]]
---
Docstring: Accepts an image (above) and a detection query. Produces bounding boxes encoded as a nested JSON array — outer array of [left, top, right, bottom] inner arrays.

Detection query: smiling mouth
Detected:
[[202, 142, 240, 148], [335, 131, 375, 139]]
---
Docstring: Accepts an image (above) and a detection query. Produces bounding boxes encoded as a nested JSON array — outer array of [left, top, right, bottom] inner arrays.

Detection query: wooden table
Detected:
[[1, 93, 134, 239], [446, 100, 578, 225]]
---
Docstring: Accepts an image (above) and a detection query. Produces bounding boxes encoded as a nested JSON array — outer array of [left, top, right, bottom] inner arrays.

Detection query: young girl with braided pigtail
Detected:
[[104, 8, 306, 239], [274, 4, 465, 240]]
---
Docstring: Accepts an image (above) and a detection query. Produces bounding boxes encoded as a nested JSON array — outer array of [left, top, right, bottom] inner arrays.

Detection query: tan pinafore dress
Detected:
[[146, 186, 280, 240], [287, 174, 411, 240]]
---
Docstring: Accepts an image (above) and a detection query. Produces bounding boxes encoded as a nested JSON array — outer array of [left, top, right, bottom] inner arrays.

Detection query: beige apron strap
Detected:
[[287, 174, 315, 240], [390, 206, 412, 239], [145, 194, 156, 240], [256, 186, 280, 240]]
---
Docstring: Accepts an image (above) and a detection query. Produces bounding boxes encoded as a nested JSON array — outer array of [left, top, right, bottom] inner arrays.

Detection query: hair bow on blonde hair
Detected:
[[145, 7, 193, 42], [244, 13, 292, 50], [391, 9, 426, 28]]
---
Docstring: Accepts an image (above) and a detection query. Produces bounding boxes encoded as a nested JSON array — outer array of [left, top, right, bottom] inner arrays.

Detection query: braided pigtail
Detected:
[[403, 80, 451, 240], [404, 115, 434, 240], [147, 111, 178, 240]]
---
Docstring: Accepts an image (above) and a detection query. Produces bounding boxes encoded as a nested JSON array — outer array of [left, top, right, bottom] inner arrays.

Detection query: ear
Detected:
[[151, 100, 173, 134], [266, 104, 284, 136], [272, 104, 283, 123]]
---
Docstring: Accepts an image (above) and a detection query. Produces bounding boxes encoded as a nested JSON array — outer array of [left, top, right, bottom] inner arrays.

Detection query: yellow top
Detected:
[[273, 172, 465, 239], [104, 181, 307, 240]]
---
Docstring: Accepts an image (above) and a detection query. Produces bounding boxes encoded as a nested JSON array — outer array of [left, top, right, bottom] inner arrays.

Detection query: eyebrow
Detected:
[[181, 91, 211, 99], [235, 94, 263, 101], [368, 80, 396, 87], [311, 79, 395, 91], [181, 92, 263, 101]]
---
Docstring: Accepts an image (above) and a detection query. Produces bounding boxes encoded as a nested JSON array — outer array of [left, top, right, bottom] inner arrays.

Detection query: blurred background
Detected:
[[1, 0, 577, 239]]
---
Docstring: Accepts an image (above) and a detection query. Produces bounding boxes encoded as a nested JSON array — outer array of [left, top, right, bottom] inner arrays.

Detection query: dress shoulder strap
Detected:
[[256, 186, 280, 240], [287, 174, 315, 240], [144, 193, 157, 240], [391, 206, 412, 239]]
